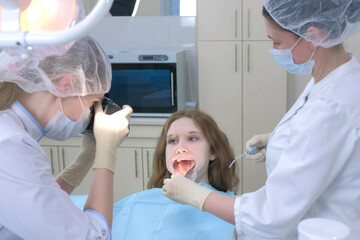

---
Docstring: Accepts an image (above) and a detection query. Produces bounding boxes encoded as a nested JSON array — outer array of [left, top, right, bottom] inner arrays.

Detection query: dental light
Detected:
[[0, 0, 114, 59]]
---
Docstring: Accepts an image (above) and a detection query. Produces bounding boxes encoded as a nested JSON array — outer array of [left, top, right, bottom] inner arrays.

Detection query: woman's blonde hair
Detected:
[[0, 82, 23, 111], [147, 109, 239, 192]]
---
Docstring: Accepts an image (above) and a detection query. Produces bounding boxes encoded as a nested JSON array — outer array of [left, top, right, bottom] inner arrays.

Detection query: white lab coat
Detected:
[[0, 102, 110, 240], [234, 55, 360, 239]]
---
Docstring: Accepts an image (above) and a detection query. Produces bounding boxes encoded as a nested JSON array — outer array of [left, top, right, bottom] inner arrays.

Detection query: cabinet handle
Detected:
[[247, 44, 251, 73], [235, 9, 238, 39], [49, 148, 54, 175], [235, 44, 238, 73], [146, 150, 150, 178], [134, 150, 138, 178], [247, 9, 251, 39], [61, 148, 65, 169]]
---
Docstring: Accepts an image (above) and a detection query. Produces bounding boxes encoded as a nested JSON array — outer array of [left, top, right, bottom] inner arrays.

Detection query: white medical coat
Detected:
[[234, 55, 360, 239], [0, 102, 110, 239]]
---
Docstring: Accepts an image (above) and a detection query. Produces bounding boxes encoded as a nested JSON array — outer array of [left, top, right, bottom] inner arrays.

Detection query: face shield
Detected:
[[264, 0, 360, 48], [0, 35, 111, 97]]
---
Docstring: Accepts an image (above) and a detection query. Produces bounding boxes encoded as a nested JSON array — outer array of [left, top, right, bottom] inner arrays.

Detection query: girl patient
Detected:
[[112, 109, 239, 239]]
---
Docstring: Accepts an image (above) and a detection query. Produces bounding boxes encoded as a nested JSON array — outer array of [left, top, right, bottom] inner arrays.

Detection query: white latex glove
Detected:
[[92, 102, 133, 173], [162, 175, 213, 211], [58, 134, 96, 186], [245, 133, 271, 163]]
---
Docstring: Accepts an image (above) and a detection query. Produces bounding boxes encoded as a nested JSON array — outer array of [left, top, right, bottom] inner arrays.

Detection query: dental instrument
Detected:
[[228, 145, 259, 168], [184, 164, 197, 181]]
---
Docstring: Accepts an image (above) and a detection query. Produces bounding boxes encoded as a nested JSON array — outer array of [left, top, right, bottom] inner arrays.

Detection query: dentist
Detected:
[[0, 36, 132, 239], [162, 0, 360, 239]]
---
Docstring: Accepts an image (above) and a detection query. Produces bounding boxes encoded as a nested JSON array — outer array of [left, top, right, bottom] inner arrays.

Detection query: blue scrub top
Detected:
[[71, 183, 235, 239]]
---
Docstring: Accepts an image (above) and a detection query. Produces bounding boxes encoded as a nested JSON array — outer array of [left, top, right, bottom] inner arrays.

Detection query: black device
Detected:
[[83, 96, 122, 135]]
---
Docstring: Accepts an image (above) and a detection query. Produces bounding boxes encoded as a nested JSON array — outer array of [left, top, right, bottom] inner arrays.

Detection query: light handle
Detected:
[[0, 0, 113, 48]]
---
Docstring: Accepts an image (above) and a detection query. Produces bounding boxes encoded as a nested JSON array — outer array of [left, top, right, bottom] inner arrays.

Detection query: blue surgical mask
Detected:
[[44, 97, 91, 141], [270, 38, 316, 75]]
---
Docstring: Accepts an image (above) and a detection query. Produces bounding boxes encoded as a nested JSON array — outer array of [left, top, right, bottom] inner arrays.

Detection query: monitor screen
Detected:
[[107, 63, 177, 114]]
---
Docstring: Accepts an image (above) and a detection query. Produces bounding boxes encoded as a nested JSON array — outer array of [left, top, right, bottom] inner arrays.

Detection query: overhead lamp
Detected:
[[0, 0, 114, 59]]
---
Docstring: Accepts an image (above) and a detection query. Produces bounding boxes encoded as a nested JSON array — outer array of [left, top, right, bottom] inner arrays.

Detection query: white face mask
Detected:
[[44, 97, 91, 141], [270, 37, 316, 75]]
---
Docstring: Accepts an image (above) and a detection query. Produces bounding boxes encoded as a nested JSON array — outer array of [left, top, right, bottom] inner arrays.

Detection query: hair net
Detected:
[[264, 0, 360, 48], [0, 36, 111, 97]]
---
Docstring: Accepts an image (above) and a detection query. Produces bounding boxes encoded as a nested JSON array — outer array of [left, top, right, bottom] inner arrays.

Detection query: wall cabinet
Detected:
[[113, 147, 147, 201], [42, 146, 61, 176], [142, 148, 155, 187], [40, 124, 162, 202], [197, 0, 267, 41], [197, 41, 243, 165], [197, 1, 242, 41], [242, 0, 268, 41], [197, 0, 287, 193]]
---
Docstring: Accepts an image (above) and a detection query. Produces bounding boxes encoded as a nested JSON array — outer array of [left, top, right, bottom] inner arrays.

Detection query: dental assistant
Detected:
[[0, 36, 132, 239], [162, 0, 360, 239]]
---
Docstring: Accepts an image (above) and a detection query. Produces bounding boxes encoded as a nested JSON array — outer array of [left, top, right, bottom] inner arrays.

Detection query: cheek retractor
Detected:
[[184, 164, 197, 181]]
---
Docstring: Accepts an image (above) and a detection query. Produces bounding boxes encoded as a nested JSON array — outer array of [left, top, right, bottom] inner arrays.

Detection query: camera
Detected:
[[83, 96, 123, 135]]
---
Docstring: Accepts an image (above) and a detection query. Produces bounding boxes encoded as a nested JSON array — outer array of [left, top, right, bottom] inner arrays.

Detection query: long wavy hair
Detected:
[[147, 109, 239, 192]]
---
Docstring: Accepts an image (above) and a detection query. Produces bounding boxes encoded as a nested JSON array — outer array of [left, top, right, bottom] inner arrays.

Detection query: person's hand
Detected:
[[162, 175, 213, 211], [245, 133, 271, 163], [58, 134, 96, 186], [92, 102, 133, 173]]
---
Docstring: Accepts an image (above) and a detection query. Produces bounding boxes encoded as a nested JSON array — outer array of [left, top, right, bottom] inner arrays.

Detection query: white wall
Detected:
[[89, 16, 195, 51]]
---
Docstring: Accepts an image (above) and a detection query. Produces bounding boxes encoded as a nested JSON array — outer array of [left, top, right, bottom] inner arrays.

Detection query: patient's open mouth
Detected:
[[173, 159, 196, 176]]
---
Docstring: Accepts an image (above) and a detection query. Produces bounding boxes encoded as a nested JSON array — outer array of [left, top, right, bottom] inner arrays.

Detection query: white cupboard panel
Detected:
[[198, 41, 243, 156], [142, 148, 155, 189], [42, 146, 60, 176], [197, 0, 242, 41], [242, 0, 268, 40], [242, 41, 287, 193], [113, 148, 144, 202]]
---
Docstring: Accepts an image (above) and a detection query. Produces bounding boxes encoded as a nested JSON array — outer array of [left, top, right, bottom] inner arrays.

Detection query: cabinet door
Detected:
[[142, 148, 155, 189], [242, 0, 268, 40], [242, 41, 287, 193], [113, 147, 144, 202], [197, 0, 242, 40], [198, 41, 243, 189], [345, 32, 360, 59], [42, 146, 60, 176], [198, 41, 243, 153]]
